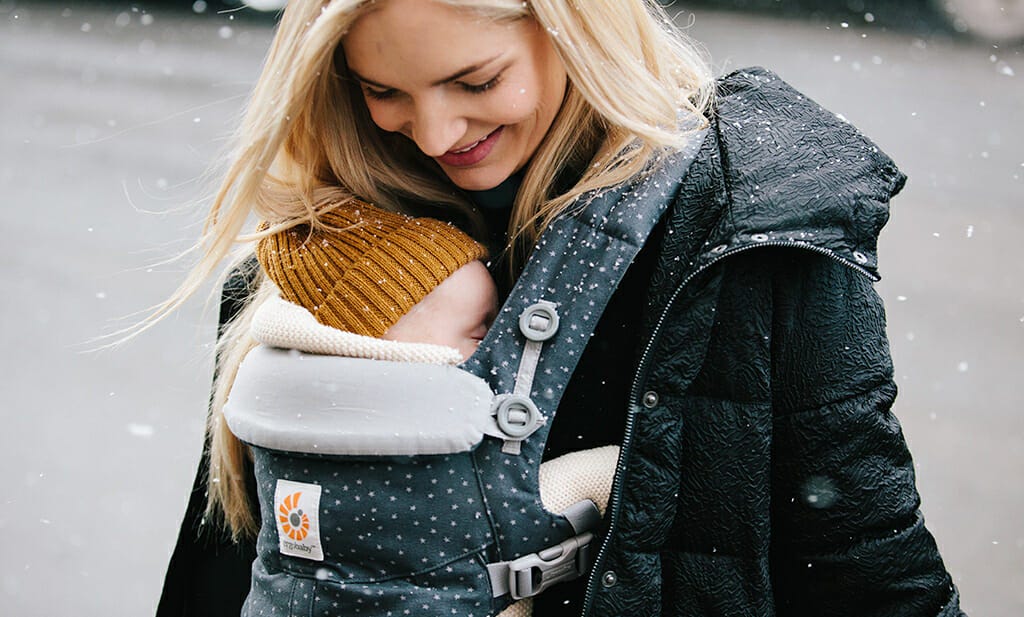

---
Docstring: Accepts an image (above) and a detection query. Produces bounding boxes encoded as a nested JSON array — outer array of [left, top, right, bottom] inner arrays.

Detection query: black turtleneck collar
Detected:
[[465, 171, 522, 269], [463, 172, 522, 298], [466, 170, 523, 212]]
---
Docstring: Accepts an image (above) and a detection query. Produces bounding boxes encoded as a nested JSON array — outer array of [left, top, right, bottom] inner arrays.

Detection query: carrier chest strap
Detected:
[[491, 300, 559, 454]]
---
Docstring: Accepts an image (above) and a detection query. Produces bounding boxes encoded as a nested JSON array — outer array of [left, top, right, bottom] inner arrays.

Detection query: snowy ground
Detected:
[[1, 2, 1020, 615]]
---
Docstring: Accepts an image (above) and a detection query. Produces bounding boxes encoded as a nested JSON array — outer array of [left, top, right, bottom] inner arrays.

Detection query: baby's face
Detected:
[[381, 260, 499, 361]]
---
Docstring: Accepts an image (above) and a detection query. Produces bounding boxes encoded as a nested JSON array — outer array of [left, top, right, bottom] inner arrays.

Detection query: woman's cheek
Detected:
[[499, 85, 538, 122], [363, 99, 400, 133]]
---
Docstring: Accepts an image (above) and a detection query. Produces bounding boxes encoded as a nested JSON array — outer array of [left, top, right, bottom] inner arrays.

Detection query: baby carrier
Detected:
[[224, 136, 705, 617]]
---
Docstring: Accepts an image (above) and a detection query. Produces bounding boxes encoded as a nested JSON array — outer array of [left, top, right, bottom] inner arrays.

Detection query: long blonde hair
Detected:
[[159, 0, 713, 538]]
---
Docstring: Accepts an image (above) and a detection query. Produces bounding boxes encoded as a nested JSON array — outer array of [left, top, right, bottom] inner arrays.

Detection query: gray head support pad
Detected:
[[227, 349, 501, 456]]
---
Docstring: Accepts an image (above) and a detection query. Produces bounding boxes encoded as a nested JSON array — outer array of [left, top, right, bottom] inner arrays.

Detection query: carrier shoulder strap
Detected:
[[461, 129, 707, 572]]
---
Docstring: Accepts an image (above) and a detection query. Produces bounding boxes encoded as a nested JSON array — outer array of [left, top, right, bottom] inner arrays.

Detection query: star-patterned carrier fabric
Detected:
[[223, 133, 706, 617]]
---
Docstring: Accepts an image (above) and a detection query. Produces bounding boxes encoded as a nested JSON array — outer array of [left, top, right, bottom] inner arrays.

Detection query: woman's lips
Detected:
[[437, 127, 503, 168]]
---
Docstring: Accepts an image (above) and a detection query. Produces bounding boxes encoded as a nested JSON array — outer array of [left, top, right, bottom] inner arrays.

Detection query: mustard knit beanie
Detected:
[[256, 202, 487, 338]]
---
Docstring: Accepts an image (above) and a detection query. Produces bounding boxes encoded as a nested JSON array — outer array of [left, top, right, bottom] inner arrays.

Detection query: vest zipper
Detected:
[[579, 240, 874, 616]]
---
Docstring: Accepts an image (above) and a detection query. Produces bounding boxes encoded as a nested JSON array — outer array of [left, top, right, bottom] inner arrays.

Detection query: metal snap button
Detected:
[[519, 302, 559, 342], [751, 233, 770, 242], [711, 244, 728, 254], [601, 570, 618, 588], [642, 391, 659, 409], [852, 250, 869, 264]]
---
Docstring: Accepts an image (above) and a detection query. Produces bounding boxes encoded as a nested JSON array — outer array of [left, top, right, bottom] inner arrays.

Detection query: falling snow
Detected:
[[128, 423, 155, 437]]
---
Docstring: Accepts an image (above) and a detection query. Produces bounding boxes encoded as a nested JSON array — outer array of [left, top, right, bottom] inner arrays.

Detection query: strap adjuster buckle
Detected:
[[488, 531, 596, 600]]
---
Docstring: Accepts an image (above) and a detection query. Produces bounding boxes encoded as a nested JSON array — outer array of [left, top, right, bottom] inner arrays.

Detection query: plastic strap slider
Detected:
[[487, 531, 595, 600]]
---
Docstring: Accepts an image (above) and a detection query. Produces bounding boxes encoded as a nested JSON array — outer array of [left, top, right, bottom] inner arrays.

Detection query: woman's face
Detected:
[[342, 0, 568, 191]]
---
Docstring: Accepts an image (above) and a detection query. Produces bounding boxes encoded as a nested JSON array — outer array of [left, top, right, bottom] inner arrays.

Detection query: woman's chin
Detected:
[[441, 164, 513, 192]]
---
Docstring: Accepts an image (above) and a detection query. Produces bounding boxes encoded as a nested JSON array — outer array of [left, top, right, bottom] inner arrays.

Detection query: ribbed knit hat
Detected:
[[256, 202, 487, 338]]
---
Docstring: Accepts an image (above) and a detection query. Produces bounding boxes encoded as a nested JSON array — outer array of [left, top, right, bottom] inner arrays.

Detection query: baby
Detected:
[[255, 202, 497, 363], [231, 202, 614, 617]]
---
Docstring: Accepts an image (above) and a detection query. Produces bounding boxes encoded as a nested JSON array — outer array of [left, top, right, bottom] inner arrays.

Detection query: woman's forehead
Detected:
[[342, 0, 532, 80]]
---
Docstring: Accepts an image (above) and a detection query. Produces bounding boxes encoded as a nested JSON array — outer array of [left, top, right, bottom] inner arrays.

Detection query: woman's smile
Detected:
[[438, 126, 504, 168]]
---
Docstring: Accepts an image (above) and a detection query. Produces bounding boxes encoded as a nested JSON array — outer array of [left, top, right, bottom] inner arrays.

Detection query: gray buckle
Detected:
[[493, 394, 543, 439], [490, 393, 547, 455], [519, 301, 559, 342], [493, 532, 595, 600]]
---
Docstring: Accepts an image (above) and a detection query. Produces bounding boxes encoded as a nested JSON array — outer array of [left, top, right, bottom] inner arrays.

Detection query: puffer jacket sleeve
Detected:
[[767, 250, 964, 617], [156, 258, 260, 617]]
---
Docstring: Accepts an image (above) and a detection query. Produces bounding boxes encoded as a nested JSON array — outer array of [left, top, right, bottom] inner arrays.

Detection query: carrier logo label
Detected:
[[274, 479, 324, 561], [279, 491, 310, 540]]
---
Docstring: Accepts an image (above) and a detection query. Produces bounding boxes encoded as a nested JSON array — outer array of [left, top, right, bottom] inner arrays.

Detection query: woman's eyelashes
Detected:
[[363, 86, 397, 100], [360, 72, 504, 101], [460, 73, 503, 93]]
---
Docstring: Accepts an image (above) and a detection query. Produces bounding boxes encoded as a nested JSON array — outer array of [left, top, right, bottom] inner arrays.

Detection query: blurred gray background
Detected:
[[1, 1, 1021, 615]]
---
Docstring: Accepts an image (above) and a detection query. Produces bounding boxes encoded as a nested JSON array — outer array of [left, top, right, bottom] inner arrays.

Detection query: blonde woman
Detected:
[[155, 1, 964, 616]]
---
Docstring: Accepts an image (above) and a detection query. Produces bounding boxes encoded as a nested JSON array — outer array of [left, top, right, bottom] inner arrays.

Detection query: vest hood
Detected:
[[704, 67, 906, 279]]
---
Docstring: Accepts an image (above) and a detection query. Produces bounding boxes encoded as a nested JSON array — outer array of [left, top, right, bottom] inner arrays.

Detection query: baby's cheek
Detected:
[[456, 338, 480, 362], [468, 320, 489, 341]]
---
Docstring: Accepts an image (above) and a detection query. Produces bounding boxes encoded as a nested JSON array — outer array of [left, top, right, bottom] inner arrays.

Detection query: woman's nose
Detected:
[[407, 97, 467, 158]]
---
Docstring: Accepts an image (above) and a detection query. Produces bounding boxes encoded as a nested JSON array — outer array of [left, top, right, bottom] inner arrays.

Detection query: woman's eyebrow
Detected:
[[349, 55, 502, 89], [428, 55, 502, 86], [348, 69, 389, 89]]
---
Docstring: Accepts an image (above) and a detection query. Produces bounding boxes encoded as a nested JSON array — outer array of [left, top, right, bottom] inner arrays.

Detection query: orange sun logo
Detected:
[[277, 491, 310, 541]]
